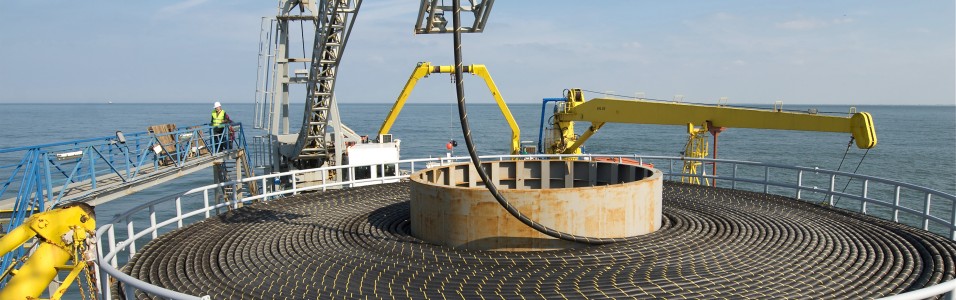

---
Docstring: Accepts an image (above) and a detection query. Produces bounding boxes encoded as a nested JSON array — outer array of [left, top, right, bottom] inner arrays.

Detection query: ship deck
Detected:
[[123, 181, 956, 299]]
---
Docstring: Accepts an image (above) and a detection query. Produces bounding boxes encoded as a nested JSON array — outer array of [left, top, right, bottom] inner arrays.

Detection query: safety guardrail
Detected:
[[0, 123, 248, 276], [95, 154, 956, 300]]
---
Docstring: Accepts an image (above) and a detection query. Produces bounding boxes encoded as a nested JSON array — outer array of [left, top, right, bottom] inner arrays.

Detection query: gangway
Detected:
[[0, 123, 253, 275]]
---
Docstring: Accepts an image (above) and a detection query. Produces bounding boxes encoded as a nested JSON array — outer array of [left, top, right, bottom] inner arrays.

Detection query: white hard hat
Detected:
[[214, 101, 221, 108]]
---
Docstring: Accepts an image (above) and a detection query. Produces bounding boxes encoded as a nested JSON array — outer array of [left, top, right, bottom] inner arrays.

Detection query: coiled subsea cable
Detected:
[[126, 182, 956, 299], [449, 0, 624, 245]]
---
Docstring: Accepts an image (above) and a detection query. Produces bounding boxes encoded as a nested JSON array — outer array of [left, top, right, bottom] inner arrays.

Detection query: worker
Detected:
[[210, 101, 232, 152]]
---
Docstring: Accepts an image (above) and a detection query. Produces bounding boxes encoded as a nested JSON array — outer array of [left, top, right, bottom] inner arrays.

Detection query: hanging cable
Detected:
[[449, 0, 623, 245], [823, 137, 855, 202], [834, 148, 870, 206]]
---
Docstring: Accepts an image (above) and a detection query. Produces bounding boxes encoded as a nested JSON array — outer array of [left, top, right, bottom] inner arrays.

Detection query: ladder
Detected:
[[213, 149, 259, 209], [293, 0, 363, 167]]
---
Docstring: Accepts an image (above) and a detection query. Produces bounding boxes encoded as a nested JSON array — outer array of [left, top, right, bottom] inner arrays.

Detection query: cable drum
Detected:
[[125, 182, 956, 299]]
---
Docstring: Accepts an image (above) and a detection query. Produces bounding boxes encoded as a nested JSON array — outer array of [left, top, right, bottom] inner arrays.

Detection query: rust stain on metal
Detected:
[[410, 159, 662, 251]]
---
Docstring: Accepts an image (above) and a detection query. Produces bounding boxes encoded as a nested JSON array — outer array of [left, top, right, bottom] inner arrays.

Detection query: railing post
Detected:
[[293, 174, 299, 194], [176, 197, 183, 228], [951, 198, 956, 241], [90, 149, 97, 189], [124, 145, 131, 179], [149, 205, 157, 239], [732, 164, 738, 190], [893, 186, 901, 222], [262, 178, 268, 201], [763, 166, 770, 194], [861, 180, 869, 215], [204, 190, 210, 218], [829, 174, 836, 206], [796, 170, 803, 200], [43, 152, 53, 207], [126, 216, 136, 257], [923, 193, 932, 230], [124, 282, 136, 300], [95, 229, 106, 299], [98, 269, 110, 300], [107, 226, 117, 268]]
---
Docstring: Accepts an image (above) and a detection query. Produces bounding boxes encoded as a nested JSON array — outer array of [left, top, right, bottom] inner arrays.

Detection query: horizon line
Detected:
[[1, 102, 954, 107]]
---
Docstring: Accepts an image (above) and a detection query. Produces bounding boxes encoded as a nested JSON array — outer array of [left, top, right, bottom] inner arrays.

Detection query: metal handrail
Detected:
[[95, 154, 956, 300], [0, 123, 249, 279]]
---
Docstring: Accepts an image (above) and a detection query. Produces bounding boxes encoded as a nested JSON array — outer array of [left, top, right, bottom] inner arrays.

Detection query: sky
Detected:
[[0, 1, 953, 105]]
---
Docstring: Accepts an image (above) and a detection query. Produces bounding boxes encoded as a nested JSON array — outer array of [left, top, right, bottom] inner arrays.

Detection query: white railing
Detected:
[[95, 154, 956, 300]]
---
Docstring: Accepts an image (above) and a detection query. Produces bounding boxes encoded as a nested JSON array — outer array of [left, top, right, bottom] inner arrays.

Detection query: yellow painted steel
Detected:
[[681, 123, 710, 185], [378, 62, 433, 137], [550, 89, 587, 154], [0, 203, 96, 300], [378, 62, 521, 154], [564, 122, 605, 155], [551, 89, 878, 154]]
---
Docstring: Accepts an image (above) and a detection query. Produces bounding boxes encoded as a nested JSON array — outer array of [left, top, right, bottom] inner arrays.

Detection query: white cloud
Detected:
[[777, 17, 855, 30], [157, 0, 210, 17], [776, 19, 828, 30]]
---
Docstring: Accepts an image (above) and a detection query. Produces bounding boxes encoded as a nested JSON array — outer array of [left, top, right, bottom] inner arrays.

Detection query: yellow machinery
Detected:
[[682, 123, 710, 185], [545, 89, 878, 181], [0, 203, 97, 299], [378, 62, 522, 155]]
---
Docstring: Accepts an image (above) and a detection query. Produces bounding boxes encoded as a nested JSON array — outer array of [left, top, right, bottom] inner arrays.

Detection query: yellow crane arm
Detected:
[[0, 203, 96, 300], [377, 62, 521, 154], [552, 89, 877, 154], [377, 62, 433, 137]]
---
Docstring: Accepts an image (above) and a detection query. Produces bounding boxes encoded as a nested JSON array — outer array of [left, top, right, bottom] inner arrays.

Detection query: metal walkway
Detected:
[[0, 123, 250, 273]]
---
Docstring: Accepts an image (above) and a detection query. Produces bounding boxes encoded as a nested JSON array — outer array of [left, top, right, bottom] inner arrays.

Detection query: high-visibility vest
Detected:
[[211, 110, 226, 127]]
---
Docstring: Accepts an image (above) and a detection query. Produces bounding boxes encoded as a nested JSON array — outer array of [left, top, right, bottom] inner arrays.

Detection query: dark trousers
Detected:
[[214, 127, 226, 152]]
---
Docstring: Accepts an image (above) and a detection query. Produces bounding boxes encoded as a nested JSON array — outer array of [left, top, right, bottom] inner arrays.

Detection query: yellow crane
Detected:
[[0, 203, 97, 299], [377, 62, 522, 155], [543, 89, 877, 183]]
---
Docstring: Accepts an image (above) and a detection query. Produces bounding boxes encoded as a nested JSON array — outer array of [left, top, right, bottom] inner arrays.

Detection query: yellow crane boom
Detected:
[[378, 62, 521, 154], [549, 89, 877, 155], [0, 203, 96, 299]]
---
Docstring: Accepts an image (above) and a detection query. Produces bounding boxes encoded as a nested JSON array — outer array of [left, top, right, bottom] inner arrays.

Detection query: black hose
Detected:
[[449, 0, 624, 245]]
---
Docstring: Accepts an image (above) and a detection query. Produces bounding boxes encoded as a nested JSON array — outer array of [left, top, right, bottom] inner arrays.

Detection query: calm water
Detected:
[[1, 102, 953, 220], [0, 102, 953, 215], [2, 102, 952, 190]]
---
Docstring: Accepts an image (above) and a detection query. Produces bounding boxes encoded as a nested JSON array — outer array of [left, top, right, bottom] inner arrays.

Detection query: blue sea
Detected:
[[1, 102, 953, 220], [0, 102, 954, 298], [0, 102, 953, 221]]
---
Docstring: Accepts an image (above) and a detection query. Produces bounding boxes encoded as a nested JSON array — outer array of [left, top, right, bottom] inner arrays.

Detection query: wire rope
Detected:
[[824, 137, 856, 202], [834, 148, 871, 206]]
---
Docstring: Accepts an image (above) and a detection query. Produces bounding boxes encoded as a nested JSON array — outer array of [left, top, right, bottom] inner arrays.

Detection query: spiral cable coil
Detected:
[[125, 182, 956, 299]]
